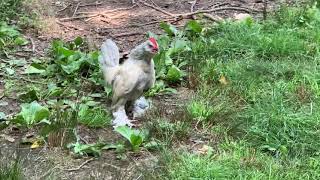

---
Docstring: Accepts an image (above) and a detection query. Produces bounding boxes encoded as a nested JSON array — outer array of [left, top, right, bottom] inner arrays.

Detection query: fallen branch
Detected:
[[203, 13, 223, 22], [66, 158, 95, 172], [133, 18, 178, 27], [59, 14, 99, 22], [176, 6, 260, 18]]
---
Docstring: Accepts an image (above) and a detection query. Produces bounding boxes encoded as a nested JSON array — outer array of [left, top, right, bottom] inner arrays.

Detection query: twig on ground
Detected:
[[59, 14, 99, 22], [103, 162, 121, 170], [148, 0, 160, 8], [113, 32, 143, 38], [101, 4, 138, 14], [190, 0, 198, 12], [73, 2, 81, 17], [55, 20, 83, 30], [57, 3, 71, 13], [66, 158, 95, 172], [79, 1, 102, 7], [29, 37, 35, 53], [137, 0, 175, 17], [134, 18, 177, 26], [209, 2, 230, 9], [203, 13, 223, 22]]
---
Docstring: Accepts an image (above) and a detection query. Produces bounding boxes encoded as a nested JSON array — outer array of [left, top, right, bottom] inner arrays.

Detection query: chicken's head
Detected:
[[144, 37, 159, 54]]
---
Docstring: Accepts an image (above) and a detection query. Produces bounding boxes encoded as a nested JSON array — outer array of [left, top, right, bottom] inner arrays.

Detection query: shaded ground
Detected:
[[0, 0, 272, 179]]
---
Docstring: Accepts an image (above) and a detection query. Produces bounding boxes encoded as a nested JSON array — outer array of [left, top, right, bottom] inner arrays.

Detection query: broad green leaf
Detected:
[[74, 37, 84, 46], [130, 134, 143, 151], [115, 126, 132, 142], [14, 101, 50, 127], [160, 22, 178, 36], [5, 67, 14, 75], [68, 142, 108, 157], [9, 59, 27, 67], [169, 39, 189, 54], [18, 89, 39, 103], [24, 63, 46, 74], [186, 20, 203, 33], [61, 59, 83, 74], [14, 37, 28, 46]]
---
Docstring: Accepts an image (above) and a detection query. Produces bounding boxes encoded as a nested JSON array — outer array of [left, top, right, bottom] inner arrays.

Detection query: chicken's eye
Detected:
[[148, 44, 153, 48]]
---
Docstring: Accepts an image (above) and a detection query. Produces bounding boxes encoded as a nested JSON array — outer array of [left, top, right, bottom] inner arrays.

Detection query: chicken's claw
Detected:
[[112, 110, 138, 128]]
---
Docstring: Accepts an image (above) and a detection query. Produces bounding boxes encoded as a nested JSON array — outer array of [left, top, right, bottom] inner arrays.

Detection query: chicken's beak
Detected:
[[152, 48, 159, 54]]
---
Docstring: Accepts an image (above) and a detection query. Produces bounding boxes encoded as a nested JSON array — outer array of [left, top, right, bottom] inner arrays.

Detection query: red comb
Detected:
[[149, 37, 158, 49]]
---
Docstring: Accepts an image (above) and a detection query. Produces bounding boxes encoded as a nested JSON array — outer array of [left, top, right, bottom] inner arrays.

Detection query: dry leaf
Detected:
[[197, 145, 213, 155], [219, 75, 228, 85], [0, 134, 15, 143], [0, 89, 4, 99], [31, 140, 41, 149]]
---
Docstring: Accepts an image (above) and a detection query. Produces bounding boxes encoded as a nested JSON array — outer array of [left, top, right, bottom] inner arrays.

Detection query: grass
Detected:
[[0, 158, 23, 180], [145, 2, 320, 179], [156, 141, 320, 180]]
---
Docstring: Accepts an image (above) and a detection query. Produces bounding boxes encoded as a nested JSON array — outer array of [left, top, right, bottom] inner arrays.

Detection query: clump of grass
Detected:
[[145, 118, 191, 145], [78, 105, 112, 128], [187, 100, 213, 123], [0, 158, 24, 180]]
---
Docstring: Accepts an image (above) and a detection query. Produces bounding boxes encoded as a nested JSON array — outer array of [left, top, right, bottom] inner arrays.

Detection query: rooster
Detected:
[[99, 38, 159, 127]]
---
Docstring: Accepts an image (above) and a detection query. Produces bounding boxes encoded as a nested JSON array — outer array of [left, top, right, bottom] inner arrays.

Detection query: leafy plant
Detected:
[[47, 37, 103, 85], [150, 22, 194, 84], [13, 101, 50, 127], [145, 80, 177, 97], [68, 142, 118, 157], [0, 22, 28, 55], [115, 126, 148, 152]]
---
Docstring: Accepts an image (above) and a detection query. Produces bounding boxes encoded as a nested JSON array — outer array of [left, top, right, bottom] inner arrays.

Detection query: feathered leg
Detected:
[[111, 96, 136, 127]]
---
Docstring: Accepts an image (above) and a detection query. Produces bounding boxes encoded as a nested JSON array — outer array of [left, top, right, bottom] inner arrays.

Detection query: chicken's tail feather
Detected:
[[99, 39, 120, 85], [99, 39, 120, 67]]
